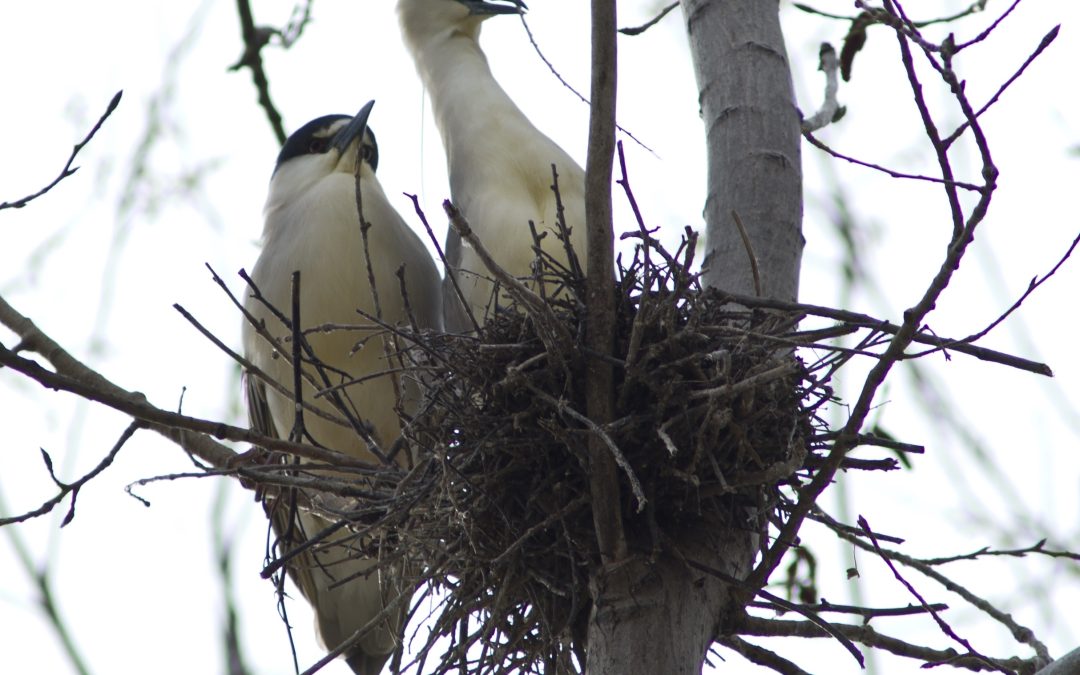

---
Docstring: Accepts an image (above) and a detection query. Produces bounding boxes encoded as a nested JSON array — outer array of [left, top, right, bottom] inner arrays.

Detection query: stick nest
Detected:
[[343, 227, 814, 674], [255, 222, 827, 674]]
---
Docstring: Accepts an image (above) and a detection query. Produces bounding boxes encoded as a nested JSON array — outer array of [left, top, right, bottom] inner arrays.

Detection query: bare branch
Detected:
[[0, 422, 140, 527], [912, 229, 1079, 357], [0, 91, 122, 210], [228, 0, 286, 144], [803, 130, 982, 192], [858, 515, 1006, 673], [0, 294, 369, 469], [518, 13, 653, 155], [719, 291, 1052, 376], [619, 2, 679, 36], [738, 615, 1037, 673], [719, 636, 811, 675], [405, 193, 481, 334], [584, 0, 625, 563], [945, 25, 1061, 147], [801, 43, 844, 133]]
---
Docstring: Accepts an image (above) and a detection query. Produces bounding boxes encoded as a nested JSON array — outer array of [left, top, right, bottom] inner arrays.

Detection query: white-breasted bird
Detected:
[[243, 101, 442, 675], [398, 0, 587, 329]]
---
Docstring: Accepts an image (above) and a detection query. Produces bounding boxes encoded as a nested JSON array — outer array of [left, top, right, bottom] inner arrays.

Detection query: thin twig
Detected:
[[406, 193, 481, 334], [525, 383, 645, 512], [0, 91, 123, 210], [730, 210, 762, 297], [858, 515, 1006, 673], [229, 0, 286, 144], [442, 201, 572, 363], [719, 291, 1051, 376], [944, 25, 1060, 148], [803, 130, 982, 192], [618, 2, 678, 36], [518, 13, 654, 155], [0, 421, 141, 527]]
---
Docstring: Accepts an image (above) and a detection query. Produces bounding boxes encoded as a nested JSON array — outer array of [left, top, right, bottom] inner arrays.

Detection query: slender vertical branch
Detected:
[[230, 0, 287, 145], [584, 0, 625, 564]]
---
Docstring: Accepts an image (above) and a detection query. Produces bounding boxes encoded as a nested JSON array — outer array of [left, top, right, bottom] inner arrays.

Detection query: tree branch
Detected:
[[0, 91, 122, 210], [584, 0, 625, 565]]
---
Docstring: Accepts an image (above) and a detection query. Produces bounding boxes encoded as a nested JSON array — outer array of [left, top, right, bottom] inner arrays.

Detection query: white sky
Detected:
[[1, 1, 1078, 674]]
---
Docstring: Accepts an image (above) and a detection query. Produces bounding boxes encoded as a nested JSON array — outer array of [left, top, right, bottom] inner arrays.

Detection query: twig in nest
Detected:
[[525, 383, 646, 512], [443, 200, 573, 364]]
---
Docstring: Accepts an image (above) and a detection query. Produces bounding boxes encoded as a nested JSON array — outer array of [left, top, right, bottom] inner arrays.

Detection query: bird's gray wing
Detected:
[[244, 372, 321, 601], [245, 372, 403, 675], [441, 221, 472, 332], [244, 371, 279, 442]]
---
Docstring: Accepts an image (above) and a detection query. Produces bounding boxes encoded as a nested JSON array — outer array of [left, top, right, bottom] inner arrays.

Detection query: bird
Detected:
[[398, 0, 587, 330], [242, 101, 442, 675]]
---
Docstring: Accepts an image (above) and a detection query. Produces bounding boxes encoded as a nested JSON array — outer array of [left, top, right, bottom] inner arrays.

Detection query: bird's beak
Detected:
[[458, 0, 527, 16], [332, 100, 375, 155]]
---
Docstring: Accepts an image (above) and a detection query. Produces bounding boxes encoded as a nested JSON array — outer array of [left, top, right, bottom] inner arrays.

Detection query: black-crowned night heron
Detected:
[[243, 101, 442, 675], [398, 0, 587, 330]]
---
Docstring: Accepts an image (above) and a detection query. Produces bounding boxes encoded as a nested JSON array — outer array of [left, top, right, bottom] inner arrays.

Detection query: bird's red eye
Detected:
[[308, 138, 329, 154]]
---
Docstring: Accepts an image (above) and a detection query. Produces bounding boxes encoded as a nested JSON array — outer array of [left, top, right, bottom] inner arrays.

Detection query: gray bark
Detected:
[[1035, 647, 1080, 675], [586, 530, 756, 674], [681, 0, 804, 301], [584, 2, 803, 672]]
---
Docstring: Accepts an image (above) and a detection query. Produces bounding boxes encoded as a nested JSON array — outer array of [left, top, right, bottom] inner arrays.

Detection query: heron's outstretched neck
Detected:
[[411, 30, 539, 172]]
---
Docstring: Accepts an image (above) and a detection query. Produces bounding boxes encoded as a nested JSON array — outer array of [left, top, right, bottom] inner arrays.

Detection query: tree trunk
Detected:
[[681, 0, 804, 301], [583, 1, 803, 672], [586, 531, 756, 674]]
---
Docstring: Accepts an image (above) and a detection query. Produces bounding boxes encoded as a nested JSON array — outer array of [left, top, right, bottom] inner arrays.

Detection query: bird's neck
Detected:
[[411, 28, 538, 169]]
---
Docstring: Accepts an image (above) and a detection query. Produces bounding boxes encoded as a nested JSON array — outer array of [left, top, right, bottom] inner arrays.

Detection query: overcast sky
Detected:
[[1, 1, 1078, 674]]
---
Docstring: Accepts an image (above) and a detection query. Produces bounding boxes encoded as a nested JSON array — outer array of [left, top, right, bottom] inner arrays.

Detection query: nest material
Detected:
[[257, 224, 821, 674], [360, 227, 813, 674]]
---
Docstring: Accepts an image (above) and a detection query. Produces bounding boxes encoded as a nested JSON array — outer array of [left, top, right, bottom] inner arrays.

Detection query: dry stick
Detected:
[[737, 615, 1035, 673], [353, 149, 405, 423], [803, 130, 982, 191], [525, 383, 646, 511], [229, 0, 286, 145], [441, 201, 572, 364], [288, 271, 313, 445], [0, 295, 371, 469], [549, 166, 585, 282], [173, 302, 350, 429], [858, 516, 1007, 674], [944, 25, 1059, 148], [0, 90, 123, 210], [679, 557, 864, 666], [584, 0, 625, 565], [719, 635, 811, 675], [238, 268, 389, 463], [518, 13, 653, 155], [731, 210, 763, 297], [0, 421, 142, 527], [749, 599, 949, 620], [403, 192, 479, 334], [747, 8, 1001, 594], [719, 291, 1051, 376], [689, 361, 797, 400], [618, 2, 678, 36], [921, 540, 1080, 566], [913, 228, 1080, 358], [952, 0, 1023, 51], [815, 508, 1052, 664]]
